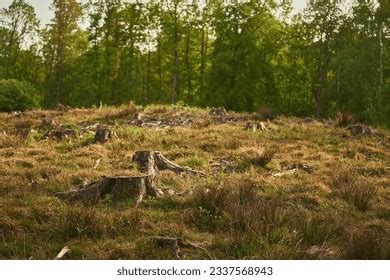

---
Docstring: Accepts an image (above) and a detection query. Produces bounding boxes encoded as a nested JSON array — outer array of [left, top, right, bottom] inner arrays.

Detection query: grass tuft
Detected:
[[240, 145, 276, 167], [330, 165, 377, 211]]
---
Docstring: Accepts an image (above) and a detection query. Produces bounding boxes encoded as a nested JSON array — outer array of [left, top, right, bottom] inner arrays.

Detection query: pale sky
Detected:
[[0, 0, 308, 26]]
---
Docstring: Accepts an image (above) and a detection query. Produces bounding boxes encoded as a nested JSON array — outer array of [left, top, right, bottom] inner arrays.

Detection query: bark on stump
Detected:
[[55, 151, 205, 206], [45, 128, 77, 140], [94, 125, 112, 143], [348, 124, 375, 137], [55, 175, 158, 207], [209, 108, 227, 117], [244, 122, 267, 132], [133, 151, 206, 176]]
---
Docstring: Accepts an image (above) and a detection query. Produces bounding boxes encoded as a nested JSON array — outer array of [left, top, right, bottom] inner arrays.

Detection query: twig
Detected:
[[54, 246, 71, 260]]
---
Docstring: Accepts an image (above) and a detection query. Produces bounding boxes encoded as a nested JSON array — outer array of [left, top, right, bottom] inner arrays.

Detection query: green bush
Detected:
[[0, 79, 40, 111]]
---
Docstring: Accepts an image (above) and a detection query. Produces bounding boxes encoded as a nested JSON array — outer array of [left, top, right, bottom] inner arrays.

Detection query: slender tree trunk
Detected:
[[56, 37, 64, 105], [147, 49, 151, 104], [185, 33, 192, 103], [377, 24, 384, 110], [313, 45, 330, 118], [171, 1, 179, 104], [157, 37, 163, 102], [200, 16, 208, 104]]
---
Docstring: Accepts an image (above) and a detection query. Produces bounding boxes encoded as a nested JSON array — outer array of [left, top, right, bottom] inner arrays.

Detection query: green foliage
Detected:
[[0, 79, 40, 111], [0, 0, 388, 125]]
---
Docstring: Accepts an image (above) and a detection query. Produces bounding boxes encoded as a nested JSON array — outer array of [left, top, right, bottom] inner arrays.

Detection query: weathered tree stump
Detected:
[[55, 175, 159, 207], [209, 108, 227, 117], [133, 151, 206, 176], [244, 122, 267, 132], [131, 113, 144, 126], [348, 124, 375, 137], [45, 128, 77, 140], [94, 125, 113, 143], [153, 236, 214, 259], [41, 118, 56, 128], [56, 151, 205, 206]]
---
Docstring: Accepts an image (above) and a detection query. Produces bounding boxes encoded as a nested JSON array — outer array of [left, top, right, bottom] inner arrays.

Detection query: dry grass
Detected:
[[0, 105, 388, 259], [330, 165, 377, 211], [240, 145, 276, 167]]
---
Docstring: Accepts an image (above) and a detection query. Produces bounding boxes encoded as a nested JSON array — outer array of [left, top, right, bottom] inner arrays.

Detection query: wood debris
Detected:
[[244, 122, 268, 132], [153, 236, 214, 260], [54, 246, 71, 260]]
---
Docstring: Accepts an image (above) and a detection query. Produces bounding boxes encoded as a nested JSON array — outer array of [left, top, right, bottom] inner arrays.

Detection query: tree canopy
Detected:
[[0, 0, 388, 125]]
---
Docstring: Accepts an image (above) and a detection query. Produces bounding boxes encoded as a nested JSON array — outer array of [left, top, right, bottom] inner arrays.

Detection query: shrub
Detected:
[[0, 79, 40, 111]]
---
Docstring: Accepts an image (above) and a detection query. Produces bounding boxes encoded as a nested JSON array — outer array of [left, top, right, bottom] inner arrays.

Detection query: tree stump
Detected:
[[41, 118, 56, 128], [55, 175, 159, 207], [244, 122, 267, 132], [209, 108, 227, 117], [133, 151, 206, 176], [56, 151, 205, 206], [45, 128, 77, 140], [349, 124, 375, 137], [94, 125, 113, 143]]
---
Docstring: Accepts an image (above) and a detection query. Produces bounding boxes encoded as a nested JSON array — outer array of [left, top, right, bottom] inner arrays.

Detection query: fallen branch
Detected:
[[93, 158, 101, 169], [54, 246, 71, 260], [272, 169, 298, 177]]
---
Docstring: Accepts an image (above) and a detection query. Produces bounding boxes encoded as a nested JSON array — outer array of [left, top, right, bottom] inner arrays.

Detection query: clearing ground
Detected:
[[0, 104, 389, 259]]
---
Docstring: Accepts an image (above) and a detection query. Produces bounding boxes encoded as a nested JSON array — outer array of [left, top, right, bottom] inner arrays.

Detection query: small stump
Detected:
[[45, 128, 77, 140], [95, 125, 112, 143], [209, 108, 227, 117], [55, 175, 159, 207]]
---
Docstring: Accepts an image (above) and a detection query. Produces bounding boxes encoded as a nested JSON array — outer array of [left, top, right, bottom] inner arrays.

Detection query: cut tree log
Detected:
[[55, 175, 160, 207], [133, 151, 207, 176]]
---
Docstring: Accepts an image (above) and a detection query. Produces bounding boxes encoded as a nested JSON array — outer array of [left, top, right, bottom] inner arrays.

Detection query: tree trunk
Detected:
[[200, 16, 208, 103], [157, 37, 163, 102], [313, 46, 330, 118], [55, 150, 206, 206], [171, 1, 179, 104], [185, 34, 192, 103], [377, 24, 384, 110], [56, 37, 64, 105], [94, 125, 113, 143]]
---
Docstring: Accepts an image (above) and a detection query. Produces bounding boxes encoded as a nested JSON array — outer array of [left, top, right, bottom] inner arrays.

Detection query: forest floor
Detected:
[[0, 103, 389, 260]]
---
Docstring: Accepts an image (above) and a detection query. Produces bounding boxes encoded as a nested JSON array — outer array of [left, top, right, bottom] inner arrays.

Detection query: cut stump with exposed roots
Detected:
[[55, 175, 160, 207], [55, 151, 205, 206], [132, 150, 207, 176]]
